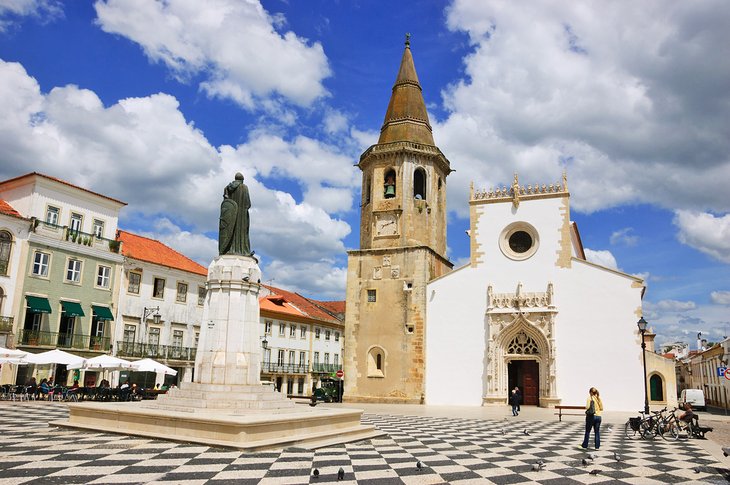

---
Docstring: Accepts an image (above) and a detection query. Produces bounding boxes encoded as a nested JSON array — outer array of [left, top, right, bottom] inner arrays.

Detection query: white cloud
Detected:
[[0, 0, 61, 32], [711, 291, 730, 305], [0, 58, 355, 298], [645, 299, 697, 313], [610, 227, 638, 247], [438, 1, 730, 219], [673, 210, 730, 263], [94, 0, 330, 111], [583, 248, 617, 270], [323, 109, 349, 135]]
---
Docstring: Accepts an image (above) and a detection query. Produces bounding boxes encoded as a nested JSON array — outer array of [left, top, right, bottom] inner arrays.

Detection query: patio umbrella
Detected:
[[0, 357, 28, 365], [0, 346, 27, 359], [131, 358, 178, 376], [67, 354, 136, 371], [23, 349, 84, 366]]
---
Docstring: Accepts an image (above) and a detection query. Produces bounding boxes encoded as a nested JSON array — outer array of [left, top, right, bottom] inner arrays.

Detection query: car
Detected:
[[679, 389, 706, 411]]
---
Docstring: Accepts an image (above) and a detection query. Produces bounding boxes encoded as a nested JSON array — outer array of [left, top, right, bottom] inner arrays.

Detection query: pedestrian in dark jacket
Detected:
[[509, 389, 520, 416]]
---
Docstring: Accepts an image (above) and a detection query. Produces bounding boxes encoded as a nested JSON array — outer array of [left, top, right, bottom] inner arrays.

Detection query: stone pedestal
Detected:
[[194, 255, 262, 386]]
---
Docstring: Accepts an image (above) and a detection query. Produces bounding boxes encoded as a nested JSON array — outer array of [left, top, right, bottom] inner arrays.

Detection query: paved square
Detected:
[[0, 402, 728, 484]]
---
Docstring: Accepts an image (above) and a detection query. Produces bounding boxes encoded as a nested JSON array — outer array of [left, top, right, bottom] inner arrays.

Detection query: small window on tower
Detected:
[[384, 169, 396, 199], [364, 177, 371, 205], [413, 167, 426, 200], [367, 289, 376, 302]]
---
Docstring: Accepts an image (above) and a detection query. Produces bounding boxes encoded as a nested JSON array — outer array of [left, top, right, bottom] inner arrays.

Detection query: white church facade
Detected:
[[425, 176, 650, 411]]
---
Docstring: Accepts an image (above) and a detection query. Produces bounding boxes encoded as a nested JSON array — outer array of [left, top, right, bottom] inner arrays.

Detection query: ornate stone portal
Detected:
[[482, 282, 561, 407]]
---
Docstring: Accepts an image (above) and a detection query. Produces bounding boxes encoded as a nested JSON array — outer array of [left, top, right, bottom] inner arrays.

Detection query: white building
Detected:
[[426, 175, 651, 411], [259, 285, 344, 397], [113, 230, 206, 386]]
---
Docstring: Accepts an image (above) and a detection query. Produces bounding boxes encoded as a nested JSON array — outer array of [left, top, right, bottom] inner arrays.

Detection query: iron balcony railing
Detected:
[[115, 341, 196, 362], [312, 363, 339, 374], [0, 316, 13, 333], [32, 219, 121, 253], [18, 329, 111, 351], [261, 362, 309, 374]]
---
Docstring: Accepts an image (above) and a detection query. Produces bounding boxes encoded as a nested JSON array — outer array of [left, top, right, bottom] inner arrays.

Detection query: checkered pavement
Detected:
[[0, 402, 728, 484]]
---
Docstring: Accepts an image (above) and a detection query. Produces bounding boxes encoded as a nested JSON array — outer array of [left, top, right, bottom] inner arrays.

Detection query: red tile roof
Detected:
[[0, 199, 24, 219], [118, 230, 207, 276], [0, 172, 127, 206], [314, 300, 346, 316], [260, 294, 306, 318], [260, 284, 344, 325]]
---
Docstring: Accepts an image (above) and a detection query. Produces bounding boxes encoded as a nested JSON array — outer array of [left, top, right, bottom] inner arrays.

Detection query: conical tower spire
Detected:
[[378, 34, 435, 145]]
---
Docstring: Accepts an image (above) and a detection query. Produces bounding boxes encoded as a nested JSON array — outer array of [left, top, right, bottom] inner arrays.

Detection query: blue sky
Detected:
[[0, 0, 728, 348]]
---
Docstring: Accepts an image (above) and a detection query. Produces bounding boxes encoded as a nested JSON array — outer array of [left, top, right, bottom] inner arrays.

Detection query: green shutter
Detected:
[[60, 300, 85, 317], [92, 305, 115, 321], [25, 295, 52, 314]]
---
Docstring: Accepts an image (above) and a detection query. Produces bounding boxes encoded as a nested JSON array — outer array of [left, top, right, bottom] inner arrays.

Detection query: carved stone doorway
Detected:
[[508, 360, 540, 405]]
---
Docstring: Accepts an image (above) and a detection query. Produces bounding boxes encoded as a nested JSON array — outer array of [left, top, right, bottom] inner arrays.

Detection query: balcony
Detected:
[[115, 341, 196, 362], [261, 362, 309, 374], [312, 363, 340, 374], [0, 316, 13, 333], [32, 219, 121, 253], [18, 329, 111, 351]]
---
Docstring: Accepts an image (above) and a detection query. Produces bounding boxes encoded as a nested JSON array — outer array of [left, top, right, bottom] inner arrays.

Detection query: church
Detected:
[[344, 38, 675, 411]]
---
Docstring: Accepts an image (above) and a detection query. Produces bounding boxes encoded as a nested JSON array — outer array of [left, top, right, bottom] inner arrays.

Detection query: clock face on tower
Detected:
[[375, 213, 398, 236]]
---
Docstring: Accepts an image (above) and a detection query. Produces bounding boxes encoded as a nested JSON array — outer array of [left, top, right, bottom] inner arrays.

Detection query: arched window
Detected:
[[413, 168, 426, 200], [649, 374, 664, 401], [384, 169, 396, 199], [368, 346, 385, 377], [506, 331, 539, 355], [0, 231, 11, 276]]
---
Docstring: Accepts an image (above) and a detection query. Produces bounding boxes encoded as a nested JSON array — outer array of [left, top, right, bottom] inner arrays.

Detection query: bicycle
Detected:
[[625, 408, 664, 440]]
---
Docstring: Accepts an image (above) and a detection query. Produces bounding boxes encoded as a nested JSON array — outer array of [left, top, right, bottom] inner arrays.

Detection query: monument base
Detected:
[[56, 402, 381, 451]]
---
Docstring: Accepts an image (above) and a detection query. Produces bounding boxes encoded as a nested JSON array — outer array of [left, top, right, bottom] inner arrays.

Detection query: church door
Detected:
[[522, 360, 539, 405]]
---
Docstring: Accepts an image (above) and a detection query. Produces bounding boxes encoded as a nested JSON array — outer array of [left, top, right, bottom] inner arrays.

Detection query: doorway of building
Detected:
[[508, 360, 540, 405]]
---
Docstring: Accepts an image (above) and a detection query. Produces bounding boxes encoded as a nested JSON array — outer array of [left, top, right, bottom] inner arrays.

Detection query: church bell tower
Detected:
[[343, 36, 453, 403]]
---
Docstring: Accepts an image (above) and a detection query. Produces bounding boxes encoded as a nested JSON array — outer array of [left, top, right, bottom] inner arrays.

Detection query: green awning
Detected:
[[92, 305, 114, 321], [25, 295, 52, 314], [60, 300, 85, 317]]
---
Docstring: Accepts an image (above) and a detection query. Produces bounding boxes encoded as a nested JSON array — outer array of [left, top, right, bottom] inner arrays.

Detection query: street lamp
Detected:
[[637, 316, 650, 414], [261, 336, 268, 349], [141, 306, 161, 344]]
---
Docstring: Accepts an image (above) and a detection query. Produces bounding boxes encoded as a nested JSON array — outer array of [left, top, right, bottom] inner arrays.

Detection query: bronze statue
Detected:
[[219, 172, 252, 256]]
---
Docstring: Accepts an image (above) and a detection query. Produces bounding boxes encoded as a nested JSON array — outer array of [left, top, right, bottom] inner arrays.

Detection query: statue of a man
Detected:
[[218, 172, 252, 256]]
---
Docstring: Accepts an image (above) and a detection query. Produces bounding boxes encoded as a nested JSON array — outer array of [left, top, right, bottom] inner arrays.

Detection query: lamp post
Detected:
[[637, 316, 650, 414], [141, 306, 161, 346]]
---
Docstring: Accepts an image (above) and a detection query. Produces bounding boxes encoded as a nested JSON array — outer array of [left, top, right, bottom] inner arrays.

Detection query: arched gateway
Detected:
[[483, 282, 561, 407]]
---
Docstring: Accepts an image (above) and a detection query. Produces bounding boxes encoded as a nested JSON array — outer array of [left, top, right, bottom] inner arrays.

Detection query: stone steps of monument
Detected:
[[242, 425, 385, 452], [151, 396, 295, 411], [178, 383, 274, 393], [163, 390, 288, 402]]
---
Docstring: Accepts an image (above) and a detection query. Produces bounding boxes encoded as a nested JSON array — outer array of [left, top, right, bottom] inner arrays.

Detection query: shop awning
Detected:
[[92, 305, 114, 321], [60, 300, 85, 317], [25, 295, 52, 314]]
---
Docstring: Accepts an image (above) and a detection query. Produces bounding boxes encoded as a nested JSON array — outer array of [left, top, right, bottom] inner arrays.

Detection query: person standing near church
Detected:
[[514, 386, 522, 412], [509, 389, 520, 416], [581, 387, 603, 449]]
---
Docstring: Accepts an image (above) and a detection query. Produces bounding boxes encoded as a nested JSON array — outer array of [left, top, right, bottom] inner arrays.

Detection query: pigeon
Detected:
[[589, 469, 600, 475], [581, 458, 590, 466], [694, 467, 702, 474], [337, 467, 345, 480], [312, 468, 319, 478], [588, 453, 597, 460], [607, 426, 614, 432], [416, 461, 423, 471], [723, 447, 730, 457], [501, 428, 506, 435], [523, 429, 530, 436], [531, 461, 546, 471], [613, 451, 621, 462]]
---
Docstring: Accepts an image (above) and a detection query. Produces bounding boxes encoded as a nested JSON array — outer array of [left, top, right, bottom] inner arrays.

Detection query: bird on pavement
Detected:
[[416, 461, 423, 471], [723, 447, 730, 457], [312, 468, 319, 478], [531, 460, 546, 471], [589, 469, 600, 475], [523, 429, 530, 436], [337, 467, 345, 480], [581, 458, 590, 466], [613, 451, 621, 462], [607, 426, 614, 432], [588, 453, 597, 460]]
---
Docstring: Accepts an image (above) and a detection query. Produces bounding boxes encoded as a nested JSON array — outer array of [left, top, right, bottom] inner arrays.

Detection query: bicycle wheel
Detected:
[[640, 419, 657, 440], [660, 422, 680, 441], [625, 420, 641, 440]]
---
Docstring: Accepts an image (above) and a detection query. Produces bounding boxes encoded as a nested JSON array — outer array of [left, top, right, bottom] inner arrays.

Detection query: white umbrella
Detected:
[[67, 354, 136, 371], [0, 346, 27, 359], [131, 358, 178, 376], [23, 349, 84, 366], [0, 357, 28, 365]]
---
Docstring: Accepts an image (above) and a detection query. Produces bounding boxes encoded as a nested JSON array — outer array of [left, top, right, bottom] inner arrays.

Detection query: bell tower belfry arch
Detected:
[[344, 36, 453, 403]]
